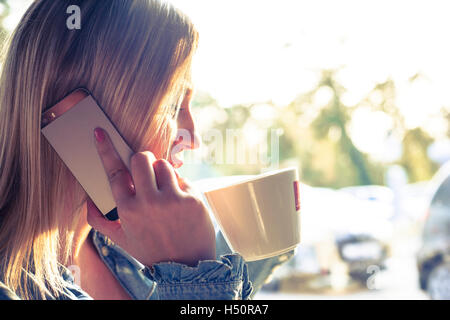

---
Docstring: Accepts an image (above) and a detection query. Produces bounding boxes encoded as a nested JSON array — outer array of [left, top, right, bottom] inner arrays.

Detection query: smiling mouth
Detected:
[[169, 139, 186, 169]]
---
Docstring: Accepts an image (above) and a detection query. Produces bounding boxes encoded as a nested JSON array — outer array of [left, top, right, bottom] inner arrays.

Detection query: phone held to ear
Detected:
[[41, 88, 134, 221]]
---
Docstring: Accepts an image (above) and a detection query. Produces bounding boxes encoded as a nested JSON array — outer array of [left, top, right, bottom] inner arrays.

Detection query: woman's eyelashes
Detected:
[[171, 104, 182, 119], [170, 85, 191, 119], [171, 95, 186, 118]]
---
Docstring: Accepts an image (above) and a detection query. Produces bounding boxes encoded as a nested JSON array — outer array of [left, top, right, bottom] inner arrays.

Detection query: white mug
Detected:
[[202, 167, 301, 261]]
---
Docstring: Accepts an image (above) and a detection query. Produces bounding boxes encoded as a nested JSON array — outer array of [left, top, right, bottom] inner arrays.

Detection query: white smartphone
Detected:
[[41, 88, 134, 220]]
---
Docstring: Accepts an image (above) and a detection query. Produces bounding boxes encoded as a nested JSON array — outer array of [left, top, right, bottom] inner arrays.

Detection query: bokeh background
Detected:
[[3, 0, 450, 299]]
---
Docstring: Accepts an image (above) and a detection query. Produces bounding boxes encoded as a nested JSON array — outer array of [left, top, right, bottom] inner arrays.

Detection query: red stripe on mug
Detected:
[[293, 180, 300, 211]]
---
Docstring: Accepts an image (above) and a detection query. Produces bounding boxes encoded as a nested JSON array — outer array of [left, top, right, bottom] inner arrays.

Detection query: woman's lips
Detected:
[[169, 138, 187, 169]]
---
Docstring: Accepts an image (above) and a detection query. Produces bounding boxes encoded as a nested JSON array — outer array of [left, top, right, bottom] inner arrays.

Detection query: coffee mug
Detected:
[[202, 167, 301, 261]]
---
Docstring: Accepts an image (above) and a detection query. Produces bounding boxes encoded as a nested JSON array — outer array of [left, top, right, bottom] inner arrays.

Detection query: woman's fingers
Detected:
[[172, 168, 195, 194], [178, 176, 194, 194], [94, 128, 135, 207], [153, 159, 181, 194], [130, 151, 158, 199]]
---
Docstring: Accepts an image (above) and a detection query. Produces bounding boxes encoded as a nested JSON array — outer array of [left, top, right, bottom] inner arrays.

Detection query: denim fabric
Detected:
[[91, 229, 295, 300], [58, 267, 93, 300], [143, 254, 252, 300], [214, 230, 296, 298], [91, 229, 253, 300], [0, 228, 295, 300], [0, 282, 19, 300], [90, 230, 155, 300]]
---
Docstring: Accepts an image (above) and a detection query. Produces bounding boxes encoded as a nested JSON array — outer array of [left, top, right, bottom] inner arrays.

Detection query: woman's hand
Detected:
[[86, 127, 216, 268]]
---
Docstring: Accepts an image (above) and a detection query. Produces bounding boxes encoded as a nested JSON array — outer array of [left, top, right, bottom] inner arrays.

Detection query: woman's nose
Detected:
[[174, 127, 201, 151], [176, 111, 201, 150], [191, 130, 201, 150], [175, 86, 202, 150]]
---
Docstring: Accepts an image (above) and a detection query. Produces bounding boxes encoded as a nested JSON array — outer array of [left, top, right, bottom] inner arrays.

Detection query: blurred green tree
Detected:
[[0, 0, 11, 49], [310, 70, 375, 186], [0, 0, 9, 24], [400, 128, 437, 182], [362, 77, 438, 183], [197, 70, 438, 187]]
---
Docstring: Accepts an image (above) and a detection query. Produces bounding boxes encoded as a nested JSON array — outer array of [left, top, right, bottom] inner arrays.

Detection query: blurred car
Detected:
[[339, 185, 394, 209], [417, 162, 450, 300], [341, 180, 432, 222], [261, 183, 393, 293]]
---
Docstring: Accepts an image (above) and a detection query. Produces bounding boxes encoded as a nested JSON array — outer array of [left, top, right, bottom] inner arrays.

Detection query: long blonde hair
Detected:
[[0, 0, 198, 299]]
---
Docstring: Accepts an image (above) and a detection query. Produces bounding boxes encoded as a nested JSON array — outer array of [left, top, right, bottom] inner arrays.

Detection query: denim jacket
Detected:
[[0, 229, 294, 300]]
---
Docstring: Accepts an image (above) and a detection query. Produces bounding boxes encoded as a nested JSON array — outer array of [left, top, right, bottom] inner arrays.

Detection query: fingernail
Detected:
[[94, 128, 105, 143]]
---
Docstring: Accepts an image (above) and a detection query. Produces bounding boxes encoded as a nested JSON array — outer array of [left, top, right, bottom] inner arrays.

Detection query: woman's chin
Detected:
[[173, 161, 183, 169], [169, 154, 184, 169]]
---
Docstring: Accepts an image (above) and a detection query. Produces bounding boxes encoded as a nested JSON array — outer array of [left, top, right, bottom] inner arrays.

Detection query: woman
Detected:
[[0, 0, 293, 300]]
